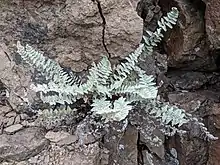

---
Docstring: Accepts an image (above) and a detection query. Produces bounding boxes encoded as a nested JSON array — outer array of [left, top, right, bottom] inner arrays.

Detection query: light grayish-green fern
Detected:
[[16, 7, 179, 120], [16, 7, 217, 141]]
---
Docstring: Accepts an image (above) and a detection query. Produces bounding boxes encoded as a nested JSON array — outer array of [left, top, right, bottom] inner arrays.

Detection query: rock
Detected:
[[20, 113, 29, 120], [0, 44, 32, 111], [204, 0, 220, 49], [5, 117, 15, 127], [14, 115, 21, 124], [4, 124, 23, 134], [103, 124, 138, 165], [0, 127, 49, 162], [57, 135, 78, 146], [5, 111, 17, 117], [167, 71, 212, 90], [75, 117, 102, 145], [26, 142, 101, 165], [0, 0, 142, 72], [45, 131, 70, 143], [159, 0, 213, 70], [0, 106, 11, 115]]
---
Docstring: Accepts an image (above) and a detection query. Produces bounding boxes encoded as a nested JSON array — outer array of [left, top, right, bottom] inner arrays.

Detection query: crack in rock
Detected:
[[92, 0, 111, 58]]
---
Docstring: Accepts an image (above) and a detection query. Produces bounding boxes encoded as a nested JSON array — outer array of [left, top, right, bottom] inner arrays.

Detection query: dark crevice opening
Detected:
[[92, 0, 111, 58]]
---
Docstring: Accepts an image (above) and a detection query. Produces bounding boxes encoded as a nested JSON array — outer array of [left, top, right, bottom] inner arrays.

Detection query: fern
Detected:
[[77, 56, 113, 96], [143, 7, 179, 56], [16, 7, 217, 141], [17, 41, 79, 85], [91, 97, 132, 122]]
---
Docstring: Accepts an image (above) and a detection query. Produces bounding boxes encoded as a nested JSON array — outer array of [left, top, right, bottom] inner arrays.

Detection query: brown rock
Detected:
[[0, 44, 32, 111], [204, 0, 220, 49], [160, 0, 211, 69], [26, 142, 101, 165], [0, 127, 49, 162], [104, 124, 138, 165], [0, 0, 142, 72]]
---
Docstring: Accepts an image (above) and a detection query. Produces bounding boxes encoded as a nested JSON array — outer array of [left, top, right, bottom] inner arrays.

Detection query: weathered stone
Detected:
[[204, 0, 220, 49], [0, 44, 32, 111], [104, 124, 138, 165], [57, 135, 78, 146], [14, 115, 21, 124], [0, 127, 49, 161], [0, 106, 11, 115], [159, 0, 212, 69], [0, 0, 142, 72], [20, 113, 29, 120], [26, 142, 101, 165], [45, 131, 70, 143], [5, 117, 15, 127], [167, 71, 212, 90], [4, 124, 23, 134], [5, 111, 17, 117]]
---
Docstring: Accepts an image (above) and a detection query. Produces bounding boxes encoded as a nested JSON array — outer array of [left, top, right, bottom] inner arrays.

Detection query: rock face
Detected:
[[204, 0, 220, 49], [0, 127, 49, 162], [0, 0, 220, 165], [0, 0, 142, 72]]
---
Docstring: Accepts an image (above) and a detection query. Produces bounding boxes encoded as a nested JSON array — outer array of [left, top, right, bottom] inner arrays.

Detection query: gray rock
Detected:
[[4, 124, 23, 134], [57, 135, 78, 146], [45, 131, 70, 143], [0, 127, 49, 161], [5, 117, 15, 127], [5, 111, 17, 117], [0, 106, 11, 115], [14, 115, 21, 124]]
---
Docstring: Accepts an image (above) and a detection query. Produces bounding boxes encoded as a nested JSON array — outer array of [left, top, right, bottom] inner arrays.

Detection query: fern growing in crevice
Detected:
[[16, 7, 217, 141]]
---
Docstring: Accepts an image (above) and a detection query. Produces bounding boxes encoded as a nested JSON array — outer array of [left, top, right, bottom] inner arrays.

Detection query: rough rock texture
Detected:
[[0, 0, 142, 72], [0, 127, 49, 162], [0, 45, 32, 111], [159, 0, 213, 70], [203, 0, 220, 49], [0, 0, 220, 165], [103, 124, 139, 165]]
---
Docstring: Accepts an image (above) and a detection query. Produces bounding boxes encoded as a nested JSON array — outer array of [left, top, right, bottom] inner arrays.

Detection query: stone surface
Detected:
[[26, 142, 101, 165], [159, 0, 215, 70], [0, 106, 11, 115], [4, 124, 23, 134], [5, 117, 15, 127], [0, 44, 32, 111], [0, 0, 142, 72], [204, 0, 220, 49], [104, 124, 139, 165], [0, 127, 49, 162], [45, 131, 70, 143], [57, 135, 78, 146], [167, 90, 220, 165], [167, 71, 213, 90]]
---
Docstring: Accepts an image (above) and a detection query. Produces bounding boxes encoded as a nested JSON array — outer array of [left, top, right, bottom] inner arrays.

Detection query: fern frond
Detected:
[[91, 97, 132, 122], [17, 42, 83, 105], [143, 7, 179, 56], [36, 106, 77, 129], [17, 42, 79, 86], [113, 44, 144, 81], [78, 56, 112, 95], [144, 101, 188, 127], [113, 66, 157, 100]]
